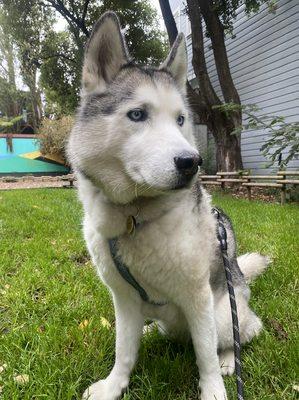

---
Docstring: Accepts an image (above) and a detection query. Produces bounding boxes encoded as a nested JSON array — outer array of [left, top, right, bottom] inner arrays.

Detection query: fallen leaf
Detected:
[[38, 325, 45, 333], [79, 319, 89, 330], [293, 385, 299, 392], [4, 284, 10, 290], [0, 363, 7, 373], [100, 317, 111, 329], [32, 205, 39, 209], [14, 374, 29, 385]]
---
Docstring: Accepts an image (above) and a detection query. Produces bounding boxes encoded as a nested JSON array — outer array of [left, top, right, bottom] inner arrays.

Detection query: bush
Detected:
[[38, 116, 73, 164]]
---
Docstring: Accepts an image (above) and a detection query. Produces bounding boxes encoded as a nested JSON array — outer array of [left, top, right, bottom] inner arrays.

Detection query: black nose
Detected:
[[174, 153, 202, 176]]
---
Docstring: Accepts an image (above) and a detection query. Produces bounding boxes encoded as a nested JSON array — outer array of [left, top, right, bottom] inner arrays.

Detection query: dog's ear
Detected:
[[82, 12, 130, 94], [160, 33, 187, 91]]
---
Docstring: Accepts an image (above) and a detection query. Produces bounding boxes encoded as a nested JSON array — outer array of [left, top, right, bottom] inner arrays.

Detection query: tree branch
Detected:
[[186, 0, 221, 108], [158, 0, 178, 45], [82, 0, 91, 25], [39, 53, 76, 64], [39, 0, 90, 37], [158, 0, 207, 121], [198, 0, 241, 106]]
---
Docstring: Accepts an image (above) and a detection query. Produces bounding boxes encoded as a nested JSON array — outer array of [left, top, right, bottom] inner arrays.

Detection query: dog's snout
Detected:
[[174, 153, 202, 176]]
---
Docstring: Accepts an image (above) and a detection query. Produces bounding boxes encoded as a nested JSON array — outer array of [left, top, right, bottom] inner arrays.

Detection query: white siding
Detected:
[[170, 0, 299, 173]]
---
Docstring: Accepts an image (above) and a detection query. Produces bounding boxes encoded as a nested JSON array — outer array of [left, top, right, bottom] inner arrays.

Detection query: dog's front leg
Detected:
[[182, 285, 227, 400], [83, 293, 144, 400]]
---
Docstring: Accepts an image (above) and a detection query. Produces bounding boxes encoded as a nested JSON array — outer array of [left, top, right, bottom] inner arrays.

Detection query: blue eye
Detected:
[[177, 115, 185, 126], [127, 109, 147, 122]]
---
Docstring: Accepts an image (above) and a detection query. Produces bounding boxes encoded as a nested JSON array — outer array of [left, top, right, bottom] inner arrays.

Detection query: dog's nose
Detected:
[[174, 153, 202, 176]]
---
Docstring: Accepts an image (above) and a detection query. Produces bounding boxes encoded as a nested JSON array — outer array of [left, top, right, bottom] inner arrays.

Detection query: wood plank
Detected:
[[198, 175, 218, 179], [247, 175, 284, 179], [242, 182, 283, 188], [278, 179, 299, 184], [277, 171, 299, 176], [217, 179, 248, 183], [216, 171, 248, 176], [201, 181, 222, 185]]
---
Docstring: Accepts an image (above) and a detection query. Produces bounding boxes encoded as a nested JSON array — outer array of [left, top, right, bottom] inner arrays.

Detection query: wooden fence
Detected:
[[1, 172, 298, 204], [198, 171, 299, 204]]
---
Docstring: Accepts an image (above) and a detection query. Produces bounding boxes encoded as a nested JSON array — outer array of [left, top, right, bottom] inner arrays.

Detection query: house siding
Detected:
[[170, 0, 299, 173]]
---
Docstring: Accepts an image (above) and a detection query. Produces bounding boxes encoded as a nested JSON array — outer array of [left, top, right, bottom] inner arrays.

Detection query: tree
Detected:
[[0, 0, 55, 130], [3, 0, 167, 116], [0, 12, 18, 117], [39, 30, 80, 115], [159, 0, 271, 171], [38, 0, 167, 63]]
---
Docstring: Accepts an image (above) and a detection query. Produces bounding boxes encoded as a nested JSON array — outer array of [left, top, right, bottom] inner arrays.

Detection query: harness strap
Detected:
[[108, 208, 244, 399], [108, 238, 167, 306]]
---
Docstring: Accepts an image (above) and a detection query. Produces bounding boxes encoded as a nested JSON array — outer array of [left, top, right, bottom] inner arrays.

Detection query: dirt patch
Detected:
[[0, 175, 75, 190]]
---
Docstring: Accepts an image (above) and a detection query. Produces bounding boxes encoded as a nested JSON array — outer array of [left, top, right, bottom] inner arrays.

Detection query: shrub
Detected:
[[38, 116, 73, 164]]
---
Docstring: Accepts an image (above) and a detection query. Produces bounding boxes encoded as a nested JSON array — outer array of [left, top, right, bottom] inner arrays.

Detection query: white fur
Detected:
[[68, 13, 267, 400], [238, 253, 270, 282]]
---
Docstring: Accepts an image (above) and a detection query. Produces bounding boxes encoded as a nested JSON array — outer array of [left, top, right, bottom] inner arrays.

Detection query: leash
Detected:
[[108, 209, 244, 399], [212, 208, 245, 400]]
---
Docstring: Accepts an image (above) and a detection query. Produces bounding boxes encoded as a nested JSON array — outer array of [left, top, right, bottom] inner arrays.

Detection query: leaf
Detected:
[[293, 385, 299, 393], [268, 318, 288, 340], [0, 363, 7, 373], [100, 317, 111, 329], [78, 319, 89, 330], [13, 374, 29, 385]]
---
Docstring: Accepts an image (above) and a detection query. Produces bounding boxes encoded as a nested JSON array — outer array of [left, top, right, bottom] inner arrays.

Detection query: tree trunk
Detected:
[[26, 69, 41, 132], [215, 129, 243, 171], [160, 0, 244, 172]]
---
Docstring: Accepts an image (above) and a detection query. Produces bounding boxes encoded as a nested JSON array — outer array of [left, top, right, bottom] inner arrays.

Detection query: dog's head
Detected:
[[68, 12, 201, 203]]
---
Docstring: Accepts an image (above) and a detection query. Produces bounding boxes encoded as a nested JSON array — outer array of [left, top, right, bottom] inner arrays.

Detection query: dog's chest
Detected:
[[116, 206, 216, 299]]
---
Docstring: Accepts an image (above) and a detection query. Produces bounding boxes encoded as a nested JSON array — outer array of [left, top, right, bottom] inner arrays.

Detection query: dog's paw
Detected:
[[219, 349, 235, 376], [200, 375, 227, 400], [82, 380, 118, 400]]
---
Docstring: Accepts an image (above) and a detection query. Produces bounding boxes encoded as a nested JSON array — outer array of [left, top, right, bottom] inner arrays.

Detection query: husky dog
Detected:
[[67, 12, 269, 400]]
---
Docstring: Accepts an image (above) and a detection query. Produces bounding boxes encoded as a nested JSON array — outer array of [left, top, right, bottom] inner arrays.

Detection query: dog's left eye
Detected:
[[177, 115, 185, 126], [127, 109, 147, 122]]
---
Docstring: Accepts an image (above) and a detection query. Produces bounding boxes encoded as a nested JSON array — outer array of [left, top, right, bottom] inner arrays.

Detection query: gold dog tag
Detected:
[[126, 215, 137, 235]]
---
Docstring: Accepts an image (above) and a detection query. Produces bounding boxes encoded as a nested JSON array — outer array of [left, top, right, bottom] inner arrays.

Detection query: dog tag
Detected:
[[126, 215, 137, 235]]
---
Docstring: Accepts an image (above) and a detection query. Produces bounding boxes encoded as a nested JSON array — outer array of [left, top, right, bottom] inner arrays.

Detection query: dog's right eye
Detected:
[[127, 109, 147, 122]]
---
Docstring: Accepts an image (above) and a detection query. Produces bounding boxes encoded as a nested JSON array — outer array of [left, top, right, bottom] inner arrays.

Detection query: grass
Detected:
[[0, 188, 298, 400]]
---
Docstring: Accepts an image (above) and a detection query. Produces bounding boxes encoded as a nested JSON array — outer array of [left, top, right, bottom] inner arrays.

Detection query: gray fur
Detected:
[[79, 65, 176, 121]]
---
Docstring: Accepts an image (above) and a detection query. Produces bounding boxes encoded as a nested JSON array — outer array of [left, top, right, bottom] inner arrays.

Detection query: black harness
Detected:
[[108, 207, 244, 400]]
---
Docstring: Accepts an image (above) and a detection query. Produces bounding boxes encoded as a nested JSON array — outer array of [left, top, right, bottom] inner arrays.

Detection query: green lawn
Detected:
[[0, 189, 298, 400]]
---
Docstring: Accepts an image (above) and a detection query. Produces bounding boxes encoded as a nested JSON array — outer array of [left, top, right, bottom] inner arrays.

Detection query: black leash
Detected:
[[108, 208, 244, 399], [212, 208, 245, 400]]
